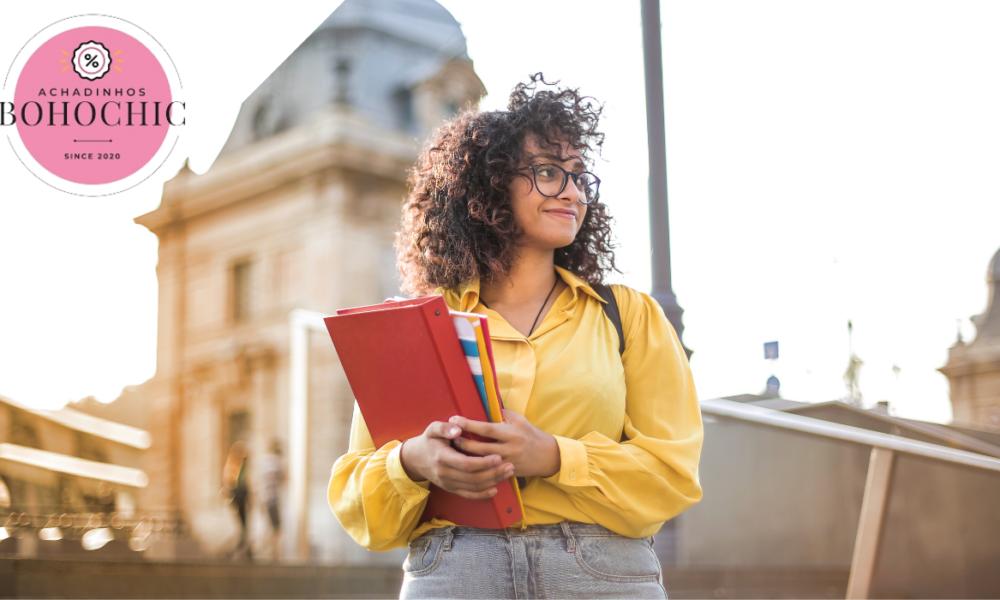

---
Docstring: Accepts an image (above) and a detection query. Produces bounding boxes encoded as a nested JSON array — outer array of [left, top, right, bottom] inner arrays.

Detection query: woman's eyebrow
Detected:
[[528, 153, 564, 162], [529, 153, 587, 169]]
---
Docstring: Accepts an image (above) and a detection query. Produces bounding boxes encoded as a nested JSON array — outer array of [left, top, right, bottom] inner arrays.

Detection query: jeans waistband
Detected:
[[419, 522, 626, 539]]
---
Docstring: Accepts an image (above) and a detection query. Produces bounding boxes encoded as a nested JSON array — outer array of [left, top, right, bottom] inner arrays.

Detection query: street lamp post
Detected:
[[641, 0, 691, 358]]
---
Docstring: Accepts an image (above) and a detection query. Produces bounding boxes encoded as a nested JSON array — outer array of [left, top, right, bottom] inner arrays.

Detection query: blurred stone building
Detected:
[[0, 393, 150, 559], [941, 246, 1000, 428], [135, 0, 484, 563]]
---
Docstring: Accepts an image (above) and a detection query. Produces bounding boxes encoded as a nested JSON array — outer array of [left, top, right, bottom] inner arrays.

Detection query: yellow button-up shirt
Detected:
[[328, 266, 703, 551]]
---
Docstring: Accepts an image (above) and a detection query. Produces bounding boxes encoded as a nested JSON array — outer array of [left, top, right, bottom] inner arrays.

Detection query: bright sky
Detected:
[[3, 2, 999, 424]]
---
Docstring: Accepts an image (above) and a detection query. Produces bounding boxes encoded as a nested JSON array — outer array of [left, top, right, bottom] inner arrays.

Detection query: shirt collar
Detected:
[[437, 265, 605, 312], [554, 266, 607, 305]]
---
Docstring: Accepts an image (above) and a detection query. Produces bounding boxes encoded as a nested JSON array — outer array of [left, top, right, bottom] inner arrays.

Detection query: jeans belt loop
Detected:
[[443, 526, 455, 551], [559, 521, 576, 553]]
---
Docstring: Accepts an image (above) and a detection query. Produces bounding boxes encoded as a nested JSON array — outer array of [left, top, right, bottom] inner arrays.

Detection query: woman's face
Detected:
[[509, 135, 588, 251]]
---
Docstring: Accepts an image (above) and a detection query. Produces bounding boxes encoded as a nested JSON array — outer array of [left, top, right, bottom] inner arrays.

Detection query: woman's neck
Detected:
[[480, 248, 559, 309]]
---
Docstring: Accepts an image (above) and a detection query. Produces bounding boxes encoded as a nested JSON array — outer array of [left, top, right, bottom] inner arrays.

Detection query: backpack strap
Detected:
[[594, 283, 629, 443], [593, 283, 624, 357]]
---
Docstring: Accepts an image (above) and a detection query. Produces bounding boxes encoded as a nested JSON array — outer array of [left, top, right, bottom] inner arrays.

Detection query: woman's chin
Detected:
[[552, 234, 580, 249], [517, 225, 579, 251]]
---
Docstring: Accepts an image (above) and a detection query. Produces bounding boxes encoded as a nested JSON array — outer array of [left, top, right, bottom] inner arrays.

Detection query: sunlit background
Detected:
[[4, 1, 1000, 424]]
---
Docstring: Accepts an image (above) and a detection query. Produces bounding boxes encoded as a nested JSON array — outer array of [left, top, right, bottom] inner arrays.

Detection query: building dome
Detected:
[[971, 245, 1000, 342], [218, 0, 482, 157], [318, 0, 468, 58]]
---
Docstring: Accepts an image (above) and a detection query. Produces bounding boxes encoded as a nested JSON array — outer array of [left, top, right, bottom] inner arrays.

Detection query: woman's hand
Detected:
[[450, 410, 561, 479], [399, 421, 514, 500]]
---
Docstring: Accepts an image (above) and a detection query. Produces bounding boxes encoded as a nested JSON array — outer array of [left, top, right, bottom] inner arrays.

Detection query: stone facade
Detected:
[[134, 0, 484, 563], [940, 246, 1000, 427], [0, 392, 150, 560]]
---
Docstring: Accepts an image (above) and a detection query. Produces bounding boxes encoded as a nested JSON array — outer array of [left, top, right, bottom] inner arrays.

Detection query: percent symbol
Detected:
[[83, 53, 100, 69]]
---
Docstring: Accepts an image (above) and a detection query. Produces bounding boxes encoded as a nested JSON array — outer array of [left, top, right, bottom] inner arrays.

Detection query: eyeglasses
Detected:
[[518, 164, 601, 204]]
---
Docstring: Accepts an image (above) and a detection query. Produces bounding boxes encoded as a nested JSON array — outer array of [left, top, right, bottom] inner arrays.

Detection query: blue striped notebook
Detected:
[[451, 316, 491, 420]]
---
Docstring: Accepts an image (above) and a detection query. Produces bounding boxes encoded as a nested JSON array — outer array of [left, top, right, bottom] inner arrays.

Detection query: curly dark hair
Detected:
[[395, 73, 619, 296]]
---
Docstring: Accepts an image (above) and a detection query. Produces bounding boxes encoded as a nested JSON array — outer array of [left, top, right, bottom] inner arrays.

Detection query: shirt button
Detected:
[[570, 472, 577, 481]]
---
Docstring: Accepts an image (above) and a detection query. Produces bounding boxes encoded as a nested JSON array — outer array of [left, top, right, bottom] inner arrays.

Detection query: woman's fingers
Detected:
[[452, 436, 500, 457], [453, 487, 499, 500], [500, 409, 522, 423], [425, 420, 463, 440], [438, 447, 502, 473], [449, 415, 507, 440], [435, 463, 513, 492], [422, 419, 517, 495]]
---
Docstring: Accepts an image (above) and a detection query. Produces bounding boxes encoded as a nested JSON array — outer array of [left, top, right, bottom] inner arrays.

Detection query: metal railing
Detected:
[[1, 506, 185, 553], [701, 399, 1000, 473], [700, 398, 1000, 599]]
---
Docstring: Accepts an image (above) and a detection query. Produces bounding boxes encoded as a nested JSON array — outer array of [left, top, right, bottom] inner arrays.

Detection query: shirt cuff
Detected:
[[386, 443, 431, 502], [542, 435, 591, 490]]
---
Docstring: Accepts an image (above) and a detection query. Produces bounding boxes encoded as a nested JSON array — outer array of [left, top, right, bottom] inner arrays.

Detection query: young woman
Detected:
[[328, 75, 703, 599]]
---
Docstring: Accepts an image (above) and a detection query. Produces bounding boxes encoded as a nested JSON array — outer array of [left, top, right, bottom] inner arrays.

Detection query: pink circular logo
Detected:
[[3, 17, 183, 195]]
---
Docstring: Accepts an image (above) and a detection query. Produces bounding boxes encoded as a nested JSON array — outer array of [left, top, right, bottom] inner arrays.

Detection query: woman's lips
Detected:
[[544, 209, 577, 220]]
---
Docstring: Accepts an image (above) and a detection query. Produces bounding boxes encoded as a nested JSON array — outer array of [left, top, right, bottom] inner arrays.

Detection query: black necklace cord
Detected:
[[527, 276, 560, 337]]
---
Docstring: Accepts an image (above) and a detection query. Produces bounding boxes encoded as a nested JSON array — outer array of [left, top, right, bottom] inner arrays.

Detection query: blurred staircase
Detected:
[[0, 558, 849, 599]]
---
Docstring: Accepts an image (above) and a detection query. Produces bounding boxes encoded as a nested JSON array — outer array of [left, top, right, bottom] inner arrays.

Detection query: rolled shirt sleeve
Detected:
[[541, 286, 703, 538], [328, 403, 430, 551]]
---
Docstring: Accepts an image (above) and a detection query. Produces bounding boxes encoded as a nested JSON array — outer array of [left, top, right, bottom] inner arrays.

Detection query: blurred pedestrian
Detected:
[[222, 441, 252, 560], [257, 438, 286, 561]]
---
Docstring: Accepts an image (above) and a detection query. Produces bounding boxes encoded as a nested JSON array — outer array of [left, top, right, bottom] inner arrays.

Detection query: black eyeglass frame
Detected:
[[517, 164, 601, 204]]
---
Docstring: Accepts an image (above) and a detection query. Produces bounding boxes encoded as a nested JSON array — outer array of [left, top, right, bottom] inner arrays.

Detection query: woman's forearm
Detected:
[[398, 438, 428, 482]]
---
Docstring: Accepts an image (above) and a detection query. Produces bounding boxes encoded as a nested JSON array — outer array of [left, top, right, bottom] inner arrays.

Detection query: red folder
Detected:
[[324, 295, 522, 529]]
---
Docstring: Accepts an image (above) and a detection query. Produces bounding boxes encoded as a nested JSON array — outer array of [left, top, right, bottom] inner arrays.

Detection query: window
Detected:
[[10, 410, 42, 449], [232, 260, 255, 323], [334, 58, 351, 105], [73, 431, 108, 463], [252, 103, 270, 140], [395, 88, 414, 130]]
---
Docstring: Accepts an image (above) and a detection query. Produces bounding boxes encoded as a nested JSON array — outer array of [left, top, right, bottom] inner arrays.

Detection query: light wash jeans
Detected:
[[400, 522, 667, 599]]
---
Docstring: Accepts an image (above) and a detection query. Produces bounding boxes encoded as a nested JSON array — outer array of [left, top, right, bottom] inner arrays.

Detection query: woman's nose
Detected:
[[558, 173, 583, 203]]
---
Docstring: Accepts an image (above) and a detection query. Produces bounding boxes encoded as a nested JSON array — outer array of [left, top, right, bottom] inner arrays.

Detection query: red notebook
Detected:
[[324, 295, 523, 529]]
